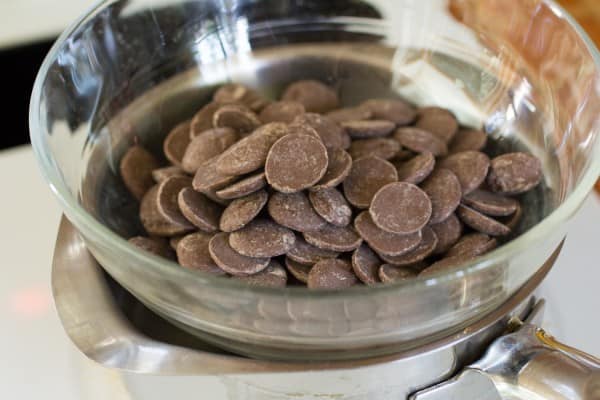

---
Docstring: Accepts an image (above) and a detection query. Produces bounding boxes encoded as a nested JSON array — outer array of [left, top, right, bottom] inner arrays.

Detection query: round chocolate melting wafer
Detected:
[[307, 259, 357, 290], [449, 128, 487, 153], [352, 244, 382, 285], [192, 156, 237, 193], [326, 106, 373, 123], [487, 152, 542, 195], [176, 232, 227, 275], [342, 120, 396, 139], [291, 113, 344, 149], [393, 127, 448, 157], [415, 106, 459, 143], [282, 80, 339, 113], [259, 101, 305, 123], [287, 236, 339, 265], [213, 104, 261, 133], [268, 192, 327, 233], [229, 219, 296, 258], [378, 264, 417, 283], [502, 202, 522, 230], [219, 190, 268, 232], [446, 233, 497, 258], [312, 148, 352, 191], [421, 168, 462, 224], [234, 260, 288, 288], [128, 236, 175, 260], [169, 235, 184, 250], [182, 127, 238, 174], [349, 138, 400, 161], [208, 232, 270, 276], [354, 211, 422, 257], [213, 83, 267, 112], [215, 172, 266, 200], [419, 256, 467, 277], [178, 187, 222, 232], [462, 189, 519, 217], [370, 182, 432, 235], [376, 227, 437, 266], [395, 152, 435, 184], [140, 186, 193, 236], [285, 257, 312, 283], [303, 224, 363, 252], [156, 176, 195, 229], [309, 188, 352, 227], [265, 134, 328, 193], [430, 213, 463, 255], [456, 204, 511, 237], [120, 145, 160, 200], [360, 98, 416, 125], [163, 120, 191, 167], [152, 166, 186, 183], [343, 156, 398, 209], [439, 151, 490, 195], [190, 102, 220, 138]]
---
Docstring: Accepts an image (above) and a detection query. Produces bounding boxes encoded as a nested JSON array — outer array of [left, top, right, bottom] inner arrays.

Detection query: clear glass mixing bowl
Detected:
[[30, 0, 600, 360]]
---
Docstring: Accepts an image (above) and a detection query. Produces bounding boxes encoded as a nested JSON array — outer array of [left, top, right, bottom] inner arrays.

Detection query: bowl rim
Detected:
[[29, 0, 600, 297]]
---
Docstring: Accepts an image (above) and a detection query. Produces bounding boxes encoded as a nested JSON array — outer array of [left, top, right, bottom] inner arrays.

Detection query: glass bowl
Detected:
[[30, 0, 600, 360]]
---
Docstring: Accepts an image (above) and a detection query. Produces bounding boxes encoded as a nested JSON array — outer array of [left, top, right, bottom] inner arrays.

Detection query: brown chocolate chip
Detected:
[[415, 106, 459, 143], [156, 176, 195, 229], [152, 166, 186, 183], [169, 235, 184, 250], [215, 172, 266, 200], [178, 187, 222, 233], [216, 122, 289, 175], [312, 148, 352, 191], [449, 128, 487, 153], [163, 120, 191, 167], [181, 127, 238, 174], [502, 202, 522, 230], [439, 151, 490, 195], [176, 232, 227, 275], [419, 256, 467, 277], [120, 145, 160, 200], [235, 260, 288, 288], [285, 257, 312, 283], [349, 138, 400, 160], [192, 156, 237, 193], [291, 113, 344, 149], [487, 152, 542, 195], [420, 168, 462, 224], [213, 104, 261, 133], [265, 134, 328, 193], [282, 80, 339, 113], [140, 186, 193, 236], [213, 83, 268, 111], [430, 213, 463, 255], [303, 224, 363, 252], [370, 182, 432, 234], [341, 120, 396, 139], [462, 189, 519, 217], [393, 127, 448, 157], [307, 259, 357, 290], [259, 101, 305, 123], [343, 156, 398, 209], [360, 98, 416, 125], [287, 236, 339, 265], [456, 204, 511, 236], [395, 152, 435, 184], [326, 106, 373, 123], [229, 219, 296, 258], [190, 102, 221, 138], [128, 236, 174, 260], [446, 233, 497, 258], [378, 264, 417, 283], [208, 233, 270, 276], [355, 211, 422, 256], [351, 244, 381, 285], [308, 188, 352, 227], [219, 190, 268, 232], [268, 192, 327, 233], [376, 227, 437, 266]]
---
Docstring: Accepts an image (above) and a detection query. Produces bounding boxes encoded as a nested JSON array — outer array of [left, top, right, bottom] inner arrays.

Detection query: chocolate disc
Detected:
[[190, 102, 220, 138], [178, 187, 222, 233], [308, 188, 352, 227], [235, 260, 288, 288], [156, 176, 195, 228], [312, 148, 352, 191], [128, 236, 174, 260], [140, 186, 193, 236], [360, 98, 416, 125], [446, 233, 497, 258], [462, 189, 519, 217], [303, 224, 363, 252], [214, 83, 268, 111], [120, 145, 160, 200], [192, 156, 237, 193], [370, 182, 432, 234], [163, 120, 191, 166], [326, 106, 373, 123], [215, 172, 267, 200], [420, 168, 462, 224], [282, 80, 339, 113], [208, 233, 270, 276], [341, 120, 396, 139], [229, 219, 296, 258], [307, 259, 358, 290], [343, 156, 398, 209], [285, 257, 312, 283], [287, 236, 339, 265], [176, 232, 227, 275], [395, 152, 436, 184], [487, 152, 542, 195], [449, 128, 487, 153], [212, 104, 261, 133], [182, 127, 238, 174], [393, 127, 448, 157], [439, 151, 490, 195], [259, 101, 305, 123], [265, 134, 329, 193], [291, 113, 344, 149], [378, 264, 417, 283], [349, 138, 400, 160], [419, 256, 467, 277], [354, 211, 422, 257], [376, 227, 437, 266], [351, 244, 382, 285], [415, 106, 459, 143], [152, 166, 186, 183], [219, 190, 268, 232], [430, 213, 463, 255], [268, 192, 327, 233], [169, 235, 185, 250], [456, 204, 511, 237], [502, 202, 522, 230]]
